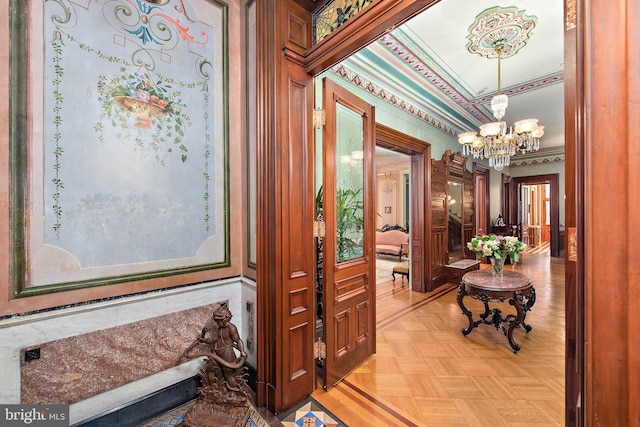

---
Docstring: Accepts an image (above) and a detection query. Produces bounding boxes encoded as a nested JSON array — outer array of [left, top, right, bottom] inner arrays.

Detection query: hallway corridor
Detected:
[[313, 244, 564, 426]]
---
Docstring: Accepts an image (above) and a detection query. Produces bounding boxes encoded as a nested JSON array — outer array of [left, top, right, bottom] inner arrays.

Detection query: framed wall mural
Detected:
[[10, 0, 229, 297]]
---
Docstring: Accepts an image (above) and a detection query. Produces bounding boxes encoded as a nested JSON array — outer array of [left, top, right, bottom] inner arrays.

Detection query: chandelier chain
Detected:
[[458, 42, 543, 171]]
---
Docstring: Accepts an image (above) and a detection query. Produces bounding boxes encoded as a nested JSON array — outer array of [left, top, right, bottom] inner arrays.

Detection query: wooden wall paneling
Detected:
[[627, 0, 640, 419], [623, 1, 640, 425], [256, 0, 315, 413], [410, 153, 428, 292], [256, 0, 278, 411], [280, 57, 315, 410], [430, 158, 447, 289], [463, 170, 475, 258], [583, 0, 639, 425], [473, 163, 490, 236], [563, 2, 582, 422]]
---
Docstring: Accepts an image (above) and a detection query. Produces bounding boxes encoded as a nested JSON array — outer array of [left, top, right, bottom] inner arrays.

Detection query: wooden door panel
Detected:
[[334, 309, 350, 358], [288, 321, 310, 381], [431, 158, 448, 288], [322, 78, 375, 390], [355, 301, 370, 345], [410, 154, 426, 292]]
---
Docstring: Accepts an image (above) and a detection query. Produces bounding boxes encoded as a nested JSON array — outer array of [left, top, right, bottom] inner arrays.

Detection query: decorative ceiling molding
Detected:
[[509, 146, 565, 167], [333, 6, 562, 141], [382, 30, 475, 100], [471, 71, 564, 105], [330, 64, 459, 137], [510, 156, 564, 167], [375, 31, 563, 116], [378, 33, 489, 123], [333, 57, 563, 139], [343, 37, 564, 136], [466, 6, 538, 59]]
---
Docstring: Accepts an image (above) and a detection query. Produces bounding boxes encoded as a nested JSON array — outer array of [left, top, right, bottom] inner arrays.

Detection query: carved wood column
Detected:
[[563, 0, 582, 423], [582, 0, 639, 425], [256, 0, 315, 413]]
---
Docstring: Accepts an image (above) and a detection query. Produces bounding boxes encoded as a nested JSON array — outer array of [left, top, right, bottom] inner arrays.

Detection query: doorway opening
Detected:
[[503, 174, 561, 258], [302, 0, 564, 409], [374, 146, 412, 287], [313, 89, 431, 389]]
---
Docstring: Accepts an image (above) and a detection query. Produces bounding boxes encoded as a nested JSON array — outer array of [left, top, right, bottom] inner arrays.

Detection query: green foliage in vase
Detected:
[[467, 233, 527, 263]]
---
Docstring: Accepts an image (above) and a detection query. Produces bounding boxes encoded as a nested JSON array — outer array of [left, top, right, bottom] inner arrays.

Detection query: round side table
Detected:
[[456, 269, 536, 353]]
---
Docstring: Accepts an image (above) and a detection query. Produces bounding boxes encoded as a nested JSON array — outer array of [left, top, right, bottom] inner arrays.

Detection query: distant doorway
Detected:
[[504, 174, 560, 257], [375, 123, 430, 292]]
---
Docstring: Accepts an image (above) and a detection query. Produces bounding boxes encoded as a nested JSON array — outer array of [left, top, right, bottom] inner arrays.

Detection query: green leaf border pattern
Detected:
[[50, 32, 64, 235]]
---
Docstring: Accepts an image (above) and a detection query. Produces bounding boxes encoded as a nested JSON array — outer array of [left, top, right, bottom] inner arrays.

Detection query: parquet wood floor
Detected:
[[313, 242, 565, 426]]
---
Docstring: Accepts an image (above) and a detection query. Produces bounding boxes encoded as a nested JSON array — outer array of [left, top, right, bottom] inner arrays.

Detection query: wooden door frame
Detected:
[[505, 174, 560, 258], [473, 163, 490, 236], [579, 1, 639, 424], [257, 0, 639, 423], [563, 8, 581, 425], [375, 123, 431, 292]]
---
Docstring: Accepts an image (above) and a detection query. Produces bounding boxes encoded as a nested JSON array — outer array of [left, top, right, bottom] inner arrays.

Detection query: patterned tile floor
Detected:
[[277, 397, 346, 427], [141, 400, 277, 427], [142, 396, 348, 427], [141, 401, 193, 427]]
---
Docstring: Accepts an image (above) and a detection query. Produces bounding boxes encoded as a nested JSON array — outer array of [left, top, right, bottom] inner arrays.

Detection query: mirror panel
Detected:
[[447, 181, 463, 262]]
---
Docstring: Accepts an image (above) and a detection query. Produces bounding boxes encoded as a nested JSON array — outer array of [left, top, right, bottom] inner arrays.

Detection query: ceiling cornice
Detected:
[[509, 146, 565, 167], [378, 30, 564, 118], [330, 64, 459, 137], [339, 26, 565, 137], [378, 32, 488, 123], [471, 71, 564, 105]]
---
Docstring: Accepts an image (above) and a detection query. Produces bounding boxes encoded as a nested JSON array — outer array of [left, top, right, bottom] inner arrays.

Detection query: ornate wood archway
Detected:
[[255, 1, 640, 425]]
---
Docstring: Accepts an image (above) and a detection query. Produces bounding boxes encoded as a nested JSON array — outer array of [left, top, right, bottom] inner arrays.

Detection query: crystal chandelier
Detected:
[[458, 44, 544, 171]]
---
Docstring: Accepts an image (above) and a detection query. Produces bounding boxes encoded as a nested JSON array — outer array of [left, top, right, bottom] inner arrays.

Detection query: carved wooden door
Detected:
[[321, 78, 375, 390]]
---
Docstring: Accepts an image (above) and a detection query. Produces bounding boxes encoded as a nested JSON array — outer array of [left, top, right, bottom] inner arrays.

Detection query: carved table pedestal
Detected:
[[457, 269, 536, 353]]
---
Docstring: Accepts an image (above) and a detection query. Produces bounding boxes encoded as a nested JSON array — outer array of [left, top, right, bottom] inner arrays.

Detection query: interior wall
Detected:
[[0, 0, 246, 315], [0, 0, 252, 422], [1, 278, 254, 424]]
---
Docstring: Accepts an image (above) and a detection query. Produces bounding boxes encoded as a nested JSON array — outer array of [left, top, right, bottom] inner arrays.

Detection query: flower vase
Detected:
[[490, 257, 506, 277]]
